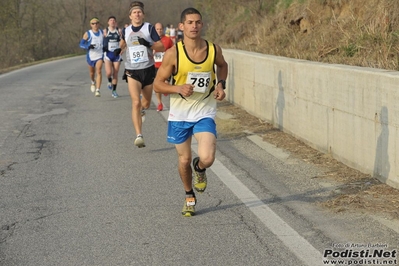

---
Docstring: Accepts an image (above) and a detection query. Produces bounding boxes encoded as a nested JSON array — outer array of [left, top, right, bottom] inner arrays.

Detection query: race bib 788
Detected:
[[186, 72, 211, 93]]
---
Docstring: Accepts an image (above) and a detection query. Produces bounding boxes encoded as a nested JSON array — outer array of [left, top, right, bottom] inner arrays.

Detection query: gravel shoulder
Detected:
[[216, 101, 399, 221]]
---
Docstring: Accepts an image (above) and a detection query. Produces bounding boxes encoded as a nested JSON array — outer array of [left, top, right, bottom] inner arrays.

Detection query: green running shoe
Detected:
[[192, 157, 207, 193], [182, 196, 196, 217]]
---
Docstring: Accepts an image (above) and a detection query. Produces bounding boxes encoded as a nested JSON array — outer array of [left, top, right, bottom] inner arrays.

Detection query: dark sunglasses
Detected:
[[91, 22, 99, 25]]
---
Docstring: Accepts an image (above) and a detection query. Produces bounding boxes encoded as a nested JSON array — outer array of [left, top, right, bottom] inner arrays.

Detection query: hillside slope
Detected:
[[201, 0, 399, 217], [199, 0, 399, 70]]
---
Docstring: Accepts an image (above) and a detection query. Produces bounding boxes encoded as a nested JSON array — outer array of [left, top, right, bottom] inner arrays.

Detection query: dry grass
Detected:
[[201, 0, 399, 70], [202, 0, 399, 218], [216, 101, 399, 219]]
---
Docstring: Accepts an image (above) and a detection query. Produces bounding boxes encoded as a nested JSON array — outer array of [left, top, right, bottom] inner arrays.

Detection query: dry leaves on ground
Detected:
[[216, 101, 399, 219]]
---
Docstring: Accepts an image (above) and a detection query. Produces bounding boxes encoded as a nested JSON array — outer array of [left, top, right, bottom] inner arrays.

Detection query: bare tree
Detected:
[[0, 0, 195, 70]]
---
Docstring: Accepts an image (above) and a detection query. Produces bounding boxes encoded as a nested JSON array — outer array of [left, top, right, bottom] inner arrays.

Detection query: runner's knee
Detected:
[[178, 155, 191, 167], [198, 155, 214, 168], [141, 101, 150, 109]]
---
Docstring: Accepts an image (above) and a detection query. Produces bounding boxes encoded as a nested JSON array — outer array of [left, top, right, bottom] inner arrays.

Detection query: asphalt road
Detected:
[[0, 57, 398, 266]]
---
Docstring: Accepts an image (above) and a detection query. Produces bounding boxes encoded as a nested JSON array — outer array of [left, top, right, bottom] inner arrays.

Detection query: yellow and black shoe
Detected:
[[193, 157, 207, 193], [182, 196, 196, 217]]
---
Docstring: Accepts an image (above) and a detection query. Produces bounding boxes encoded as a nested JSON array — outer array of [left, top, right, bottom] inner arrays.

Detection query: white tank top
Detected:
[[88, 30, 103, 61], [169, 28, 176, 37], [124, 22, 155, 70]]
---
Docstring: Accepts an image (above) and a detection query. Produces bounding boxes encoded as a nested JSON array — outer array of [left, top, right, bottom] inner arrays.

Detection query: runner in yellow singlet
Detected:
[[154, 7, 228, 217]]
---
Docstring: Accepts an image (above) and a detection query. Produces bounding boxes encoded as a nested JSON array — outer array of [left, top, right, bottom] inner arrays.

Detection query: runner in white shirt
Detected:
[[119, 1, 164, 148], [169, 24, 176, 44], [79, 17, 104, 97]]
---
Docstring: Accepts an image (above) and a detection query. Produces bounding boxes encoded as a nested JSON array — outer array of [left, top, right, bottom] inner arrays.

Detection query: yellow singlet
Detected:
[[169, 40, 217, 122]]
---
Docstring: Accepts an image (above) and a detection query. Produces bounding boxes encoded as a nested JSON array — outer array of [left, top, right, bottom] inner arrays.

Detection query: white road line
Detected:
[[208, 154, 322, 266], [157, 99, 323, 266]]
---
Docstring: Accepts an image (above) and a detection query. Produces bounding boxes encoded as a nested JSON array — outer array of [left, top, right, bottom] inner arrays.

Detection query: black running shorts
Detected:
[[123, 65, 156, 88]]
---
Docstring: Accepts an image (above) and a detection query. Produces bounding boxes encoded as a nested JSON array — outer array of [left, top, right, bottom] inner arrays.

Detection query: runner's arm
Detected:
[[215, 44, 228, 83], [117, 28, 124, 54], [214, 44, 228, 100], [149, 25, 164, 52], [119, 38, 126, 51], [154, 48, 194, 97], [151, 41, 164, 52], [154, 49, 175, 94], [79, 32, 90, 50]]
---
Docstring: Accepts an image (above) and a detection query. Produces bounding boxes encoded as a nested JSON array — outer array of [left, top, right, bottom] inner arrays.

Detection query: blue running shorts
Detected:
[[86, 57, 103, 67], [167, 118, 217, 144], [104, 51, 122, 62]]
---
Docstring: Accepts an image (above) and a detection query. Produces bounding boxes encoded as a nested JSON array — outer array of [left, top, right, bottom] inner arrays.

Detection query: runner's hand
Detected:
[[214, 87, 226, 100], [113, 48, 122, 56], [178, 84, 195, 97], [138, 37, 151, 47]]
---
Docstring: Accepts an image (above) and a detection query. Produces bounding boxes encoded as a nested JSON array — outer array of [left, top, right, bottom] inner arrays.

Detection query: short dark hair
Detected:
[[108, 16, 116, 21], [180, 7, 202, 23]]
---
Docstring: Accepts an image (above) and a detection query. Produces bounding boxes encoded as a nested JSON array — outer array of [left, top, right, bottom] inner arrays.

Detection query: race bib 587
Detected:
[[128, 46, 148, 63]]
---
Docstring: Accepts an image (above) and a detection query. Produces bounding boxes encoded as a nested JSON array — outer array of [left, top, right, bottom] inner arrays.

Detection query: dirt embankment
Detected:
[[202, 0, 399, 70], [199, 0, 399, 219]]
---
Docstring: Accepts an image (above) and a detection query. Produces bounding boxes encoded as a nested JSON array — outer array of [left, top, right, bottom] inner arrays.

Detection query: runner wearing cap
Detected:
[[79, 17, 104, 97]]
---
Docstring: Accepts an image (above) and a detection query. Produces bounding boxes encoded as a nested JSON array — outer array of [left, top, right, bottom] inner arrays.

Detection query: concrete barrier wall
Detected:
[[223, 49, 399, 189]]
